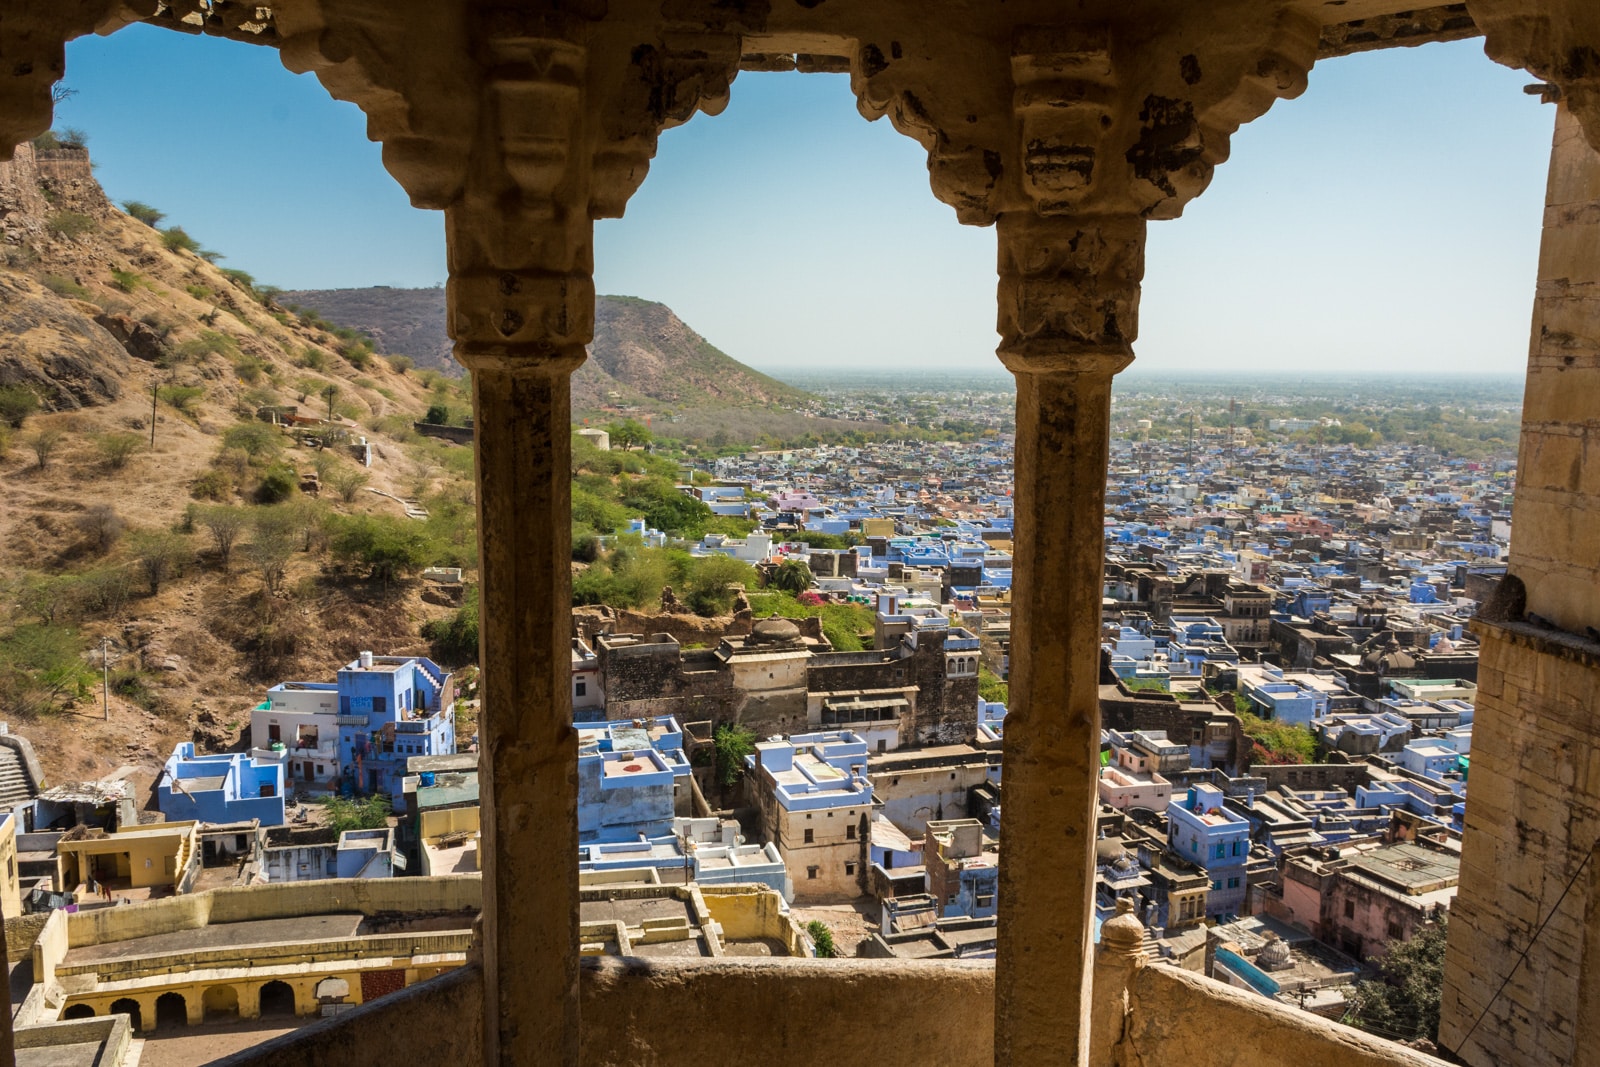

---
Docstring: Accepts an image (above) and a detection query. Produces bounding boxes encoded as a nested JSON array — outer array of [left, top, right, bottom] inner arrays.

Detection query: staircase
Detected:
[[0, 746, 37, 809]]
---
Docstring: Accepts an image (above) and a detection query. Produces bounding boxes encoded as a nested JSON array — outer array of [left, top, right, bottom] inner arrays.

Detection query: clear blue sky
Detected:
[[61, 27, 1553, 375]]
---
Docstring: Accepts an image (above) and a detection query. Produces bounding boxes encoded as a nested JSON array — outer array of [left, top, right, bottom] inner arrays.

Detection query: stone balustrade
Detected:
[[209, 916, 1450, 1067]]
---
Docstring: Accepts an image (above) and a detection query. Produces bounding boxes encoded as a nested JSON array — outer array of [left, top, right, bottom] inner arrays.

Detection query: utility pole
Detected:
[[101, 636, 110, 722]]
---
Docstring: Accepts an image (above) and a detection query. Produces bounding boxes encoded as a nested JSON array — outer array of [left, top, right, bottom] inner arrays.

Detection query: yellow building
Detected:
[[0, 812, 20, 921], [54, 822, 200, 897]]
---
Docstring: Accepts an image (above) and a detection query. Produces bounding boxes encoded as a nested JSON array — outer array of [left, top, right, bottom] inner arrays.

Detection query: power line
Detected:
[[1446, 832, 1600, 1059]]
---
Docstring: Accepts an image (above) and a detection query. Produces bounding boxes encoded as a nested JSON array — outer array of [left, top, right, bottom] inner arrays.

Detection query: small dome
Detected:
[[750, 618, 802, 645], [1258, 934, 1292, 970], [1096, 837, 1126, 862]]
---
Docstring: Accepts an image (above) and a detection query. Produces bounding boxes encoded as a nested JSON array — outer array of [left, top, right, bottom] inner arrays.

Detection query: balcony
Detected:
[[222, 906, 1447, 1067]]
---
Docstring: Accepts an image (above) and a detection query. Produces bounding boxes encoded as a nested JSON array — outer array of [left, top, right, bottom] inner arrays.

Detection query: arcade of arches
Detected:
[[5, 2, 1600, 1067]]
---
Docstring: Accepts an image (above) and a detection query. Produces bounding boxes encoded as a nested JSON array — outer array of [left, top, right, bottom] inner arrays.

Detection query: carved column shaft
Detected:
[[993, 212, 1141, 1067], [448, 20, 596, 1067]]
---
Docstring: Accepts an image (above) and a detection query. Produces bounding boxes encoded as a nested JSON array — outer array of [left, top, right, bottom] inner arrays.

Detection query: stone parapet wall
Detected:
[[66, 876, 483, 949], [1121, 964, 1448, 1067]]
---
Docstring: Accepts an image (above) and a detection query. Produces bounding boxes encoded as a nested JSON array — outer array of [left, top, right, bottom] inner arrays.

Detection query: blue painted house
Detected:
[[576, 717, 692, 843], [332, 652, 457, 800], [1167, 784, 1251, 919], [157, 742, 286, 826]]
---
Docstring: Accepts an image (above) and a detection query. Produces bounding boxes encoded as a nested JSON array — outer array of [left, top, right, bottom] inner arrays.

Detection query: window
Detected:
[[976, 894, 995, 909], [1227, 877, 1240, 889], [845, 862, 856, 876], [1211, 880, 1221, 891], [827, 811, 834, 818], [804, 829, 814, 844], [1344, 900, 1356, 919], [575, 680, 586, 697], [1387, 921, 1403, 940], [807, 866, 819, 880], [1232, 840, 1244, 857], [846, 824, 856, 839]]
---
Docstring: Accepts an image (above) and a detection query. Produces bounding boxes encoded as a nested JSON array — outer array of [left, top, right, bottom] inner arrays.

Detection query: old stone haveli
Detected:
[[7, 2, 1600, 1067], [589, 614, 981, 747]]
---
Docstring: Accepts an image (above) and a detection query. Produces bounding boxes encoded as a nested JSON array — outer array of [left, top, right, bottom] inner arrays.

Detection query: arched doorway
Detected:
[[155, 992, 189, 1030], [258, 980, 296, 1017], [109, 998, 142, 1032], [202, 984, 239, 1020], [61, 1003, 95, 1020]]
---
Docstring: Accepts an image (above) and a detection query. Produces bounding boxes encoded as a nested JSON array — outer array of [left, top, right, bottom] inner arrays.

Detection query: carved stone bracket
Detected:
[[276, 1, 479, 209], [1467, 0, 1600, 152], [848, 5, 1318, 228]]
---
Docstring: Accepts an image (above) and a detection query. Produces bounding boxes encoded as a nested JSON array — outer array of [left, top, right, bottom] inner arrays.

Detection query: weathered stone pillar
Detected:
[[1439, 100, 1600, 1067], [445, 23, 595, 1067], [994, 211, 1141, 1067]]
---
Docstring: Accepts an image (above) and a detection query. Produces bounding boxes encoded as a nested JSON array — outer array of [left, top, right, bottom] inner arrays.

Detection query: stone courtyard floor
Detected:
[[789, 897, 879, 957]]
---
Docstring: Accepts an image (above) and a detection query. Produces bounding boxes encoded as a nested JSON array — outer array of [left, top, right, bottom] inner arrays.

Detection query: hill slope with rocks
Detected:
[[0, 140, 479, 802], [279, 286, 817, 415]]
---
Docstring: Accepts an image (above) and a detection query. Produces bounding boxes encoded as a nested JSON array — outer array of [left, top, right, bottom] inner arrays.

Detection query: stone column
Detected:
[[446, 25, 594, 1067], [993, 211, 1141, 1067]]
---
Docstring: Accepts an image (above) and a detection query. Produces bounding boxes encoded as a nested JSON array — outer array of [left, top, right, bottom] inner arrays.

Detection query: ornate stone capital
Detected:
[[996, 212, 1144, 375], [848, 5, 1318, 225]]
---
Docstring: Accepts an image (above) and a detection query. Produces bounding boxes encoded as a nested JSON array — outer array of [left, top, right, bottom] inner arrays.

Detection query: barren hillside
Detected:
[[0, 140, 477, 803]]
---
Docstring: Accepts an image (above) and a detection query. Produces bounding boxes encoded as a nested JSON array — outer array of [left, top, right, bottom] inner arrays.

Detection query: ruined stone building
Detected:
[[5, 2, 1600, 1067], [592, 616, 982, 748]]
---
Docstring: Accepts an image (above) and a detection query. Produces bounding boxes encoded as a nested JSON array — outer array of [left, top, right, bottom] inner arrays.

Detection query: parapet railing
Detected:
[[202, 908, 1453, 1067]]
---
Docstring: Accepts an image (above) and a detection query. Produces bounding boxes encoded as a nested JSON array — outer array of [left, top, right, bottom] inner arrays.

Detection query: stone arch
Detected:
[[61, 1003, 95, 1020], [259, 980, 297, 1017], [109, 997, 142, 1032], [202, 983, 239, 1020], [155, 993, 188, 1029]]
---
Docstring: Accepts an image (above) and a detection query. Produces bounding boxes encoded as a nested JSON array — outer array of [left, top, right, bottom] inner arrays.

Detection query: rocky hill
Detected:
[[0, 140, 475, 800], [279, 286, 816, 416]]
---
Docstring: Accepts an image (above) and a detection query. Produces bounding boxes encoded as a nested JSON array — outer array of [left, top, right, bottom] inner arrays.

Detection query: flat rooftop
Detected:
[[62, 914, 366, 965]]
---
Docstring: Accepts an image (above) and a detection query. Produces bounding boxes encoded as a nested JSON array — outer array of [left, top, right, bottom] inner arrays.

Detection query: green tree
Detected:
[[323, 794, 391, 833], [806, 920, 839, 959], [607, 418, 652, 451], [1342, 916, 1450, 1043], [25, 428, 65, 469], [712, 722, 756, 788], [0, 385, 39, 428], [422, 586, 480, 667], [160, 226, 202, 254], [328, 513, 437, 589], [684, 554, 754, 616], [254, 463, 298, 504], [157, 384, 205, 414], [95, 432, 143, 470], [978, 665, 1009, 705], [247, 509, 298, 598], [0, 624, 95, 716], [131, 530, 191, 594], [222, 421, 281, 462], [121, 200, 165, 227], [424, 403, 450, 425], [769, 558, 814, 595], [326, 467, 371, 503], [198, 505, 249, 571]]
